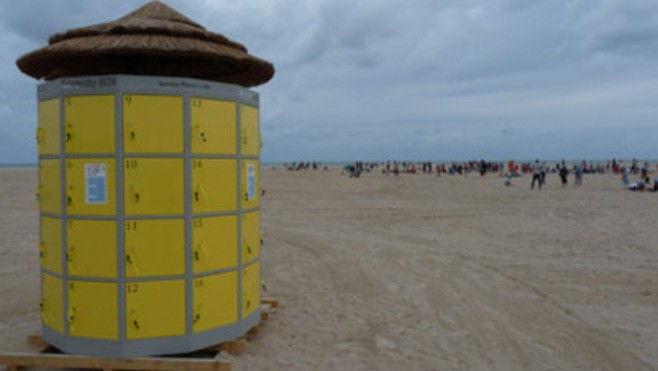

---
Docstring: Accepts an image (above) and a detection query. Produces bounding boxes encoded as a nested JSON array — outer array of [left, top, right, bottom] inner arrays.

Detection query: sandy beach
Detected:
[[1, 166, 656, 370]]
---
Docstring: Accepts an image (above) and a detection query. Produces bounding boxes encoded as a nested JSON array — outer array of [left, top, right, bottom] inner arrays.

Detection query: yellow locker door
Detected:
[[193, 272, 238, 333], [190, 98, 236, 155], [126, 280, 185, 339], [65, 159, 116, 216], [240, 105, 260, 156], [124, 219, 185, 277], [40, 216, 62, 274], [242, 262, 260, 319], [191, 159, 237, 213], [192, 216, 237, 274], [37, 98, 60, 155], [67, 220, 117, 278], [242, 211, 260, 264], [39, 159, 61, 214], [124, 158, 184, 215], [123, 95, 183, 153], [41, 273, 63, 333], [68, 281, 118, 340], [241, 161, 259, 209], [64, 95, 115, 154]]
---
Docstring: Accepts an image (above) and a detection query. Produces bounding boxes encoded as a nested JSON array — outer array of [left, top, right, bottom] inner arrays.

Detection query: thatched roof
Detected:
[[16, 1, 274, 87]]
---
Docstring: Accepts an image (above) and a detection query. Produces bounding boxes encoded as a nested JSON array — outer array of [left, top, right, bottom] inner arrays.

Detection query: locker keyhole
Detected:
[[200, 132, 207, 142], [194, 191, 200, 202], [133, 320, 140, 330], [194, 250, 200, 261], [130, 131, 136, 141], [65, 132, 72, 142], [247, 245, 252, 255], [134, 192, 140, 203], [67, 196, 73, 206]]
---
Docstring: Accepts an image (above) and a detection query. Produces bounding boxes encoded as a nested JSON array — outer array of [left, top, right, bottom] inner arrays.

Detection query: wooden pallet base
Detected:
[[0, 299, 278, 371]]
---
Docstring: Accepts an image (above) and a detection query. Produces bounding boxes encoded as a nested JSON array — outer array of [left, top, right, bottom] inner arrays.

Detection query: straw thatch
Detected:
[[16, 1, 274, 87]]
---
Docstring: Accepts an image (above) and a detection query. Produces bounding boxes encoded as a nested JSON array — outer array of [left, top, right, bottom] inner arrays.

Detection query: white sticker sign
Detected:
[[247, 164, 256, 201], [85, 163, 107, 204]]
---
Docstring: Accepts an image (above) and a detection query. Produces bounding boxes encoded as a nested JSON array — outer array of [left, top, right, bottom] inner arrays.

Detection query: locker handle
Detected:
[[259, 231, 264, 247], [193, 124, 207, 143], [39, 242, 46, 259], [67, 247, 77, 274], [242, 128, 248, 146], [128, 122, 137, 141], [194, 244, 207, 262], [129, 185, 140, 203], [36, 127, 43, 144], [67, 308, 76, 324], [194, 186, 207, 202], [126, 249, 140, 275], [65, 124, 73, 143], [129, 309, 140, 330], [67, 195, 73, 207], [193, 305, 203, 324]]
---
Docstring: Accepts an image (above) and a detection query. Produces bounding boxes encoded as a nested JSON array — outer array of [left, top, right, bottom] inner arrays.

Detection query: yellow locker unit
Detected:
[[124, 158, 184, 215], [192, 216, 238, 273], [35, 75, 262, 358], [241, 160, 259, 209], [123, 95, 184, 153], [124, 219, 185, 277], [67, 280, 118, 340], [37, 98, 60, 155], [240, 104, 260, 156], [126, 280, 186, 340], [39, 159, 61, 214], [242, 211, 261, 264], [193, 272, 238, 333], [190, 98, 237, 154], [40, 216, 62, 274], [67, 220, 117, 278], [64, 95, 115, 154], [65, 159, 116, 216], [41, 273, 63, 334], [242, 262, 260, 319], [191, 159, 237, 213]]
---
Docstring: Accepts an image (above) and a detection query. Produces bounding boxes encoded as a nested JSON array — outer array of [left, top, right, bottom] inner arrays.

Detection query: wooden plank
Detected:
[[0, 352, 231, 371], [261, 298, 279, 308], [27, 335, 47, 348]]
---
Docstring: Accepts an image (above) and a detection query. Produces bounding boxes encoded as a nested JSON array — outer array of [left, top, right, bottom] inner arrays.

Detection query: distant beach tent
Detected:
[[16, 0, 274, 87]]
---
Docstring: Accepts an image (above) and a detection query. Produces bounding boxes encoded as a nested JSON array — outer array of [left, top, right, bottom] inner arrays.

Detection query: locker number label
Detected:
[[85, 163, 107, 204], [247, 164, 256, 201]]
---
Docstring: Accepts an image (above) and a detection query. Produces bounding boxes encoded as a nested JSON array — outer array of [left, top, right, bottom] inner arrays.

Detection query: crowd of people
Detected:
[[333, 158, 657, 192]]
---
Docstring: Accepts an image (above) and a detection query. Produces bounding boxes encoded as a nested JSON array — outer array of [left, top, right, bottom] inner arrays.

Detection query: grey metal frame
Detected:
[[36, 75, 262, 358]]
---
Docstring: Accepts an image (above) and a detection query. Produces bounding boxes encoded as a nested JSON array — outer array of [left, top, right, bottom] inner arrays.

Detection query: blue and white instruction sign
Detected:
[[246, 164, 256, 201], [85, 163, 107, 204]]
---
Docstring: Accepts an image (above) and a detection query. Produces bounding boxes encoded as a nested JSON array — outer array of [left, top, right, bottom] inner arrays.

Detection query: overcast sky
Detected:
[[1, 0, 657, 163]]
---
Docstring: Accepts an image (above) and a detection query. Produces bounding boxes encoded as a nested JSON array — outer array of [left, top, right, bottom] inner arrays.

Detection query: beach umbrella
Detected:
[[16, 0, 274, 87]]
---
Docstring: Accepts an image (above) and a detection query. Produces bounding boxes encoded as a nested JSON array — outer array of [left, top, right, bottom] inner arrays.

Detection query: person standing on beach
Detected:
[[531, 160, 543, 190], [559, 164, 569, 187], [574, 165, 583, 186]]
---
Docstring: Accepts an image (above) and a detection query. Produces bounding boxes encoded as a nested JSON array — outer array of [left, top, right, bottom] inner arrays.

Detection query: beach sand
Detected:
[[0, 167, 656, 370]]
